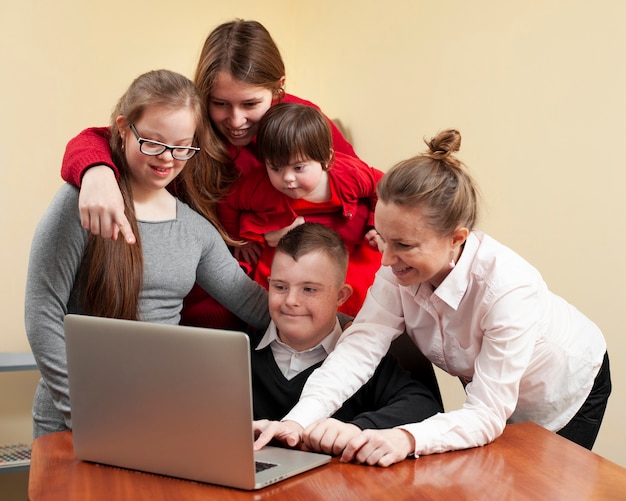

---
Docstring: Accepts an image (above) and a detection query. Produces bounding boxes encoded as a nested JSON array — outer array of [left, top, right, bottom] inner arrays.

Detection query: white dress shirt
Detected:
[[284, 231, 606, 456], [256, 319, 343, 379]]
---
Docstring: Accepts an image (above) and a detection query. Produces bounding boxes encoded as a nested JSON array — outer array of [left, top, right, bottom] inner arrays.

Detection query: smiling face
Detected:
[[119, 105, 196, 197], [375, 201, 467, 288], [268, 250, 352, 351], [207, 70, 278, 147]]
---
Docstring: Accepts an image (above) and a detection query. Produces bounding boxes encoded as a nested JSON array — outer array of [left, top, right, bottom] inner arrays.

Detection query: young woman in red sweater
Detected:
[[61, 19, 368, 328]]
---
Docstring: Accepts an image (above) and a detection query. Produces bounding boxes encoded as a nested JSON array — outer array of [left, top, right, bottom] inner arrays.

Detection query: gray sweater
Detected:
[[25, 184, 269, 437]]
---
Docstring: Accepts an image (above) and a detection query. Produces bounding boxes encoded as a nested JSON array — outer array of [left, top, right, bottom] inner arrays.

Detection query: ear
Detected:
[[115, 115, 127, 139], [274, 76, 287, 103], [326, 148, 335, 169], [451, 227, 469, 248], [336, 283, 353, 308]]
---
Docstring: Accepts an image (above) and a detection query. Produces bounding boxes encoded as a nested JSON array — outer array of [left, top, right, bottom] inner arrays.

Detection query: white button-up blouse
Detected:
[[284, 231, 606, 456]]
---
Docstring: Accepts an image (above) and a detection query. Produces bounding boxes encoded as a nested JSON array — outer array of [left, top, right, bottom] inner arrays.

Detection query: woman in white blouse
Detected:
[[254, 129, 611, 466]]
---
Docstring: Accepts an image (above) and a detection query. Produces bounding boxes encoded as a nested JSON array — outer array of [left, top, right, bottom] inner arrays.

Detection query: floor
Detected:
[[0, 470, 29, 501]]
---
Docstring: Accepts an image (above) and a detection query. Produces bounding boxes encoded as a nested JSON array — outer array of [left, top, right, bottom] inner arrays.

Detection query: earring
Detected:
[[449, 249, 456, 269]]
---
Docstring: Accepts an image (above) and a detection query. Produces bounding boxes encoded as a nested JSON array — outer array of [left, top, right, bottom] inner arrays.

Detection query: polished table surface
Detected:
[[29, 422, 626, 500]]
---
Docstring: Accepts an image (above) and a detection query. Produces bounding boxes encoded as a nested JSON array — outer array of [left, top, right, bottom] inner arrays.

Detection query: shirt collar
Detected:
[[255, 318, 343, 354], [433, 231, 479, 310]]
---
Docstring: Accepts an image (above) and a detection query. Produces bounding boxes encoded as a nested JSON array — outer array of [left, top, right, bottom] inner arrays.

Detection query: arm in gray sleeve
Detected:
[[191, 211, 270, 329], [25, 184, 87, 428]]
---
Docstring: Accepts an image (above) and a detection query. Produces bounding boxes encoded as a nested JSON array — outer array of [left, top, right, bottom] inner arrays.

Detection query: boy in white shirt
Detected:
[[251, 223, 442, 454]]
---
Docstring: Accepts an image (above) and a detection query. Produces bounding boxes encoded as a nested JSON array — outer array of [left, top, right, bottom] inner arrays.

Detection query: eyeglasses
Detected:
[[129, 124, 200, 161]]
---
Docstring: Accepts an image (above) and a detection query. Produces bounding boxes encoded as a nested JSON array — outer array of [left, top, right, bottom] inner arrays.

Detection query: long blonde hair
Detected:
[[78, 69, 204, 320]]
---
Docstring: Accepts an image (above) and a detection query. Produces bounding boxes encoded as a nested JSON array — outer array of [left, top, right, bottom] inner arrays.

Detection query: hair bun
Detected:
[[426, 129, 461, 156]]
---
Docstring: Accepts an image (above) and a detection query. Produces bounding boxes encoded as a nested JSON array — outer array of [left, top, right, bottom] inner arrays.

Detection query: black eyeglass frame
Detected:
[[129, 124, 200, 161]]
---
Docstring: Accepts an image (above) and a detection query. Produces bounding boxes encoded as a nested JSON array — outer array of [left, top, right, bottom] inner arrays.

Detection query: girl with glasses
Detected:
[[25, 69, 269, 438]]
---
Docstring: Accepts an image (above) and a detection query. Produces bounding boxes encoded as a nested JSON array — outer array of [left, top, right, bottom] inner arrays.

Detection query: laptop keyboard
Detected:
[[255, 460, 278, 473]]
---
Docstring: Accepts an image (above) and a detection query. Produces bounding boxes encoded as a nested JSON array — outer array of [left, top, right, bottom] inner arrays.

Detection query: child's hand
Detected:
[[234, 241, 262, 265], [264, 216, 305, 247], [253, 419, 304, 450], [365, 228, 383, 252]]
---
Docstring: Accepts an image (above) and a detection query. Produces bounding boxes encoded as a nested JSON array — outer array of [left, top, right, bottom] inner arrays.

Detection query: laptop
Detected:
[[64, 314, 330, 490]]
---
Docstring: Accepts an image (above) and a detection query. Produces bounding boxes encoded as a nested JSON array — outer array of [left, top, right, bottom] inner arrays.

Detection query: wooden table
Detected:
[[28, 422, 626, 500]]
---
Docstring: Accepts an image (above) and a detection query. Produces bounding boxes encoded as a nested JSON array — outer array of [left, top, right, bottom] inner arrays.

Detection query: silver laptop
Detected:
[[64, 314, 330, 490]]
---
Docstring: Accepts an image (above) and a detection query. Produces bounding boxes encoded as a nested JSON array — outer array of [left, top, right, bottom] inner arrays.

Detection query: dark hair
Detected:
[[256, 102, 334, 169], [277, 223, 348, 282], [79, 70, 202, 320], [377, 129, 480, 235]]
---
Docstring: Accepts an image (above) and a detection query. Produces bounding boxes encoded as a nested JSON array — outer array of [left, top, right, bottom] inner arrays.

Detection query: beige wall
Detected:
[[2, 1, 624, 466]]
